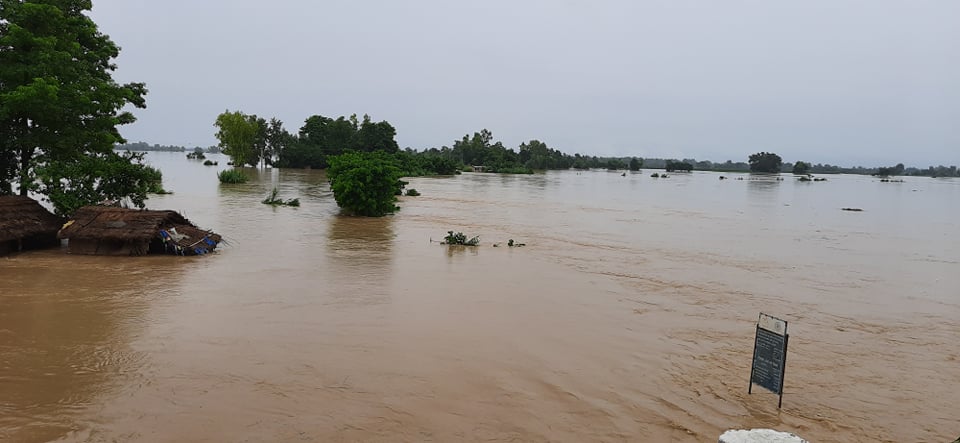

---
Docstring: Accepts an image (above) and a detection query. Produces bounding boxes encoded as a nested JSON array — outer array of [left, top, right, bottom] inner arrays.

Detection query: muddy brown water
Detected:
[[1, 153, 958, 442]]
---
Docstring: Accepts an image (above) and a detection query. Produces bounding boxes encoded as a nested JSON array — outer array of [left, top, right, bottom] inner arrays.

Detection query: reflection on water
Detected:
[[325, 215, 396, 306], [1, 152, 958, 442]]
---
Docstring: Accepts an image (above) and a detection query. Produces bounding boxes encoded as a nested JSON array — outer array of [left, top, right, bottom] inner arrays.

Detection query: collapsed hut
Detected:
[[58, 206, 221, 256], [0, 195, 63, 256]]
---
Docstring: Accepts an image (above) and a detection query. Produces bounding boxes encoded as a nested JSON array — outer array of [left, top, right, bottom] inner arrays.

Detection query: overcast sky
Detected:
[[89, 0, 958, 166]]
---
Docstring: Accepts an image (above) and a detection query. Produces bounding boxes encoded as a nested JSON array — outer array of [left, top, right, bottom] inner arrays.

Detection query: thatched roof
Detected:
[[0, 195, 63, 243], [58, 206, 192, 241]]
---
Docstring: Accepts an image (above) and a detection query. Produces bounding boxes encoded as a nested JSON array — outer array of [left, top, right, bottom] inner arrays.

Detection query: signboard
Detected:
[[749, 313, 789, 408]]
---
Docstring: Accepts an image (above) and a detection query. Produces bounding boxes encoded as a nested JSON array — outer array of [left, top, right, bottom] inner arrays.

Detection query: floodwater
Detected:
[[1, 152, 958, 442]]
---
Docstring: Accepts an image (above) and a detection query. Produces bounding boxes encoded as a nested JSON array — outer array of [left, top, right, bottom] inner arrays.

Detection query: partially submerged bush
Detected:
[[262, 187, 300, 207], [328, 151, 402, 216], [443, 231, 479, 246], [203, 159, 218, 166], [218, 169, 248, 184], [405, 188, 420, 196]]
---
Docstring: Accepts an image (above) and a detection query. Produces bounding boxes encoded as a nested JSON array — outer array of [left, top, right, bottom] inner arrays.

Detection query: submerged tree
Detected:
[[214, 110, 261, 167], [792, 161, 811, 175], [327, 151, 403, 216], [0, 0, 155, 213], [748, 152, 783, 173]]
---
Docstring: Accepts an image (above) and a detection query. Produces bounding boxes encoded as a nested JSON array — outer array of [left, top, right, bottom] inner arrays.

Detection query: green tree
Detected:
[[629, 157, 642, 171], [214, 110, 260, 167], [354, 114, 399, 153], [0, 0, 152, 213], [264, 118, 292, 165], [36, 151, 162, 216], [327, 151, 403, 216], [875, 163, 905, 177], [792, 161, 811, 175], [748, 152, 783, 173], [665, 160, 693, 172]]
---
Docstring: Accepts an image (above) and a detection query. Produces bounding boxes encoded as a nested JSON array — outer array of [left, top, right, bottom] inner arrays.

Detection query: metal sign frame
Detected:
[[749, 313, 789, 408]]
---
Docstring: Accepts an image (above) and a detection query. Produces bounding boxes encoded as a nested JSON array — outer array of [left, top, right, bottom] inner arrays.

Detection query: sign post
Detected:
[[749, 313, 789, 408]]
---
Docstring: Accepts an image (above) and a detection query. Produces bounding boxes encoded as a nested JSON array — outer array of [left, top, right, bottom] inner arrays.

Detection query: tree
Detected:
[[214, 110, 261, 167], [0, 0, 153, 213], [354, 114, 399, 153], [665, 160, 693, 172], [327, 151, 403, 216], [875, 163, 905, 177], [264, 118, 292, 165], [792, 161, 811, 175], [36, 151, 163, 216], [629, 158, 642, 171], [748, 152, 783, 173]]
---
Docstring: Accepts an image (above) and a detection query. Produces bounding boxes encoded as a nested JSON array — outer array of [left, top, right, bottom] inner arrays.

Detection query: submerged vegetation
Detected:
[[261, 187, 299, 207], [442, 231, 480, 246], [327, 151, 402, 216], [217, 169, 248, 184]]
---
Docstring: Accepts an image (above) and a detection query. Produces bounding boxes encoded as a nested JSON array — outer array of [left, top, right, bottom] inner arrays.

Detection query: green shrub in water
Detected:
[[218, 169, 248, 184]]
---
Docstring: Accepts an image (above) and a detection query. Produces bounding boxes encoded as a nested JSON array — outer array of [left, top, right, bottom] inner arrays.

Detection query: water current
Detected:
[[1, 152, 958, 442]]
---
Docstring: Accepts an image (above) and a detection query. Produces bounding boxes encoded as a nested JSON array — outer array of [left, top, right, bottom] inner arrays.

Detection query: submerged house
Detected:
[[58, 206, 221, 256], [0, 195, 63, 256]]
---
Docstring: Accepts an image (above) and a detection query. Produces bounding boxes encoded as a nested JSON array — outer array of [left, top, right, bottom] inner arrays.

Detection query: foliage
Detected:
[[405, 188, 420, 196], [792, 161, 811, 175], [276, 113, 399, 169], [214, 110, 263, 167], [443, 231, 479, 246], [327, 151, 402, 216], [518, 139, 574, 170], [629, 158, 642, 171], [874, 163, 905, 177], [217, 168, 248, 184], [203, 159, 217, 166], [748, 152, 783, 173], [605, 158, 626, 170], [35, 151, 161, 216], [0, 0, 150, 210], [261, 187, 300, 207], [665, 160, 693, 172]]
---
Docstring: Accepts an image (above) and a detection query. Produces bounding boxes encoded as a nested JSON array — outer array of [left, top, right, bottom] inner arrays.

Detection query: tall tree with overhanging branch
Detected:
[[0, 0, 158, 215]]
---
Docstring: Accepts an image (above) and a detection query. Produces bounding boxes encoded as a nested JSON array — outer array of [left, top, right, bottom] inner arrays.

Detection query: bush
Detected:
[[203, 159, 218, 166], [443, 231, 479, 246], [328, 151, 402, 216], [218, 169, 248, 184], [405, 188, 420, 196]]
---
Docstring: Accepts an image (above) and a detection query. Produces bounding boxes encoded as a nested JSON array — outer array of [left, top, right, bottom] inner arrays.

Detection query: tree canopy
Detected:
[[0, 0, 155, 214], [214, 110, 262, 167], [792, 161, 811, 175], [748, 152, 783, 173], [665, 160, 693, 172], [327, 151, 403, 216]]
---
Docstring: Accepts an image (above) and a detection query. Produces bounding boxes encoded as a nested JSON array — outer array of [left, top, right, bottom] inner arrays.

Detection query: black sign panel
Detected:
[[751, 327, 786, 394], [749, 313, 789, 408]]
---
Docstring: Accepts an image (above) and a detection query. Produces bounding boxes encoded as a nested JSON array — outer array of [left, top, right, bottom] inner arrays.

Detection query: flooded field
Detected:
[[1, 152, 958, 442]]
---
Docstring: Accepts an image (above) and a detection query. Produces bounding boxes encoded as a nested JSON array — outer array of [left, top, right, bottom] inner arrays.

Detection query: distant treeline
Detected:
[[160, 110, 958, 178], [212, 111, 644, 175], [641, 158, 959, 177], [116, 141, 219, 154]]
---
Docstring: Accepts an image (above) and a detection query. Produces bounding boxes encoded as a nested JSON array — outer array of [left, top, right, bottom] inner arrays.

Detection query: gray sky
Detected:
[[90, 0, 959, 166]]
